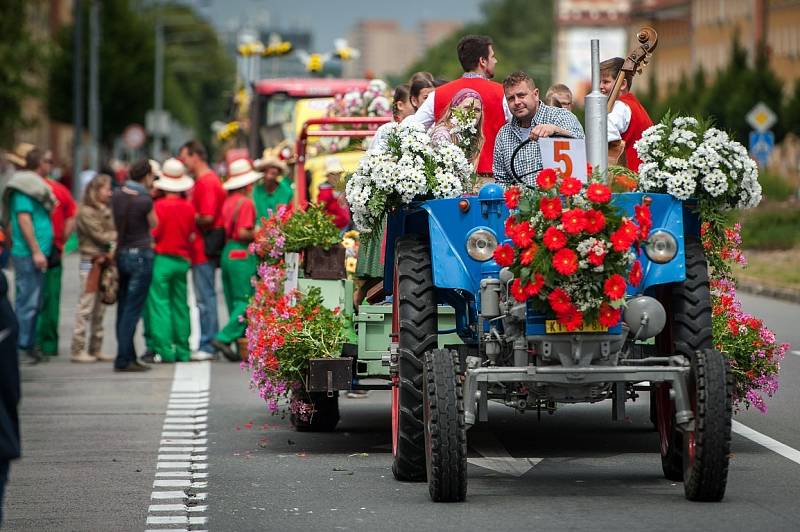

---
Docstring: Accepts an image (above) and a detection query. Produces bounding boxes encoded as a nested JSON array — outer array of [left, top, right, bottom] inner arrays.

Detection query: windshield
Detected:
[[261, 94, 296, 148]]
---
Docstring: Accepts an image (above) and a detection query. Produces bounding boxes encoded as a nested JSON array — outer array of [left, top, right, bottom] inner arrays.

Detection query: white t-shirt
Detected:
[[607, 100, 632, 142]]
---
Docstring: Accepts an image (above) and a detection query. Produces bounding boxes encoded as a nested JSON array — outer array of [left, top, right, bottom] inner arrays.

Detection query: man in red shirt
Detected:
[[36, 150, 77, 358], [599, 57, 654, 172], [406, 35, 511, 176], [211, 159, 261, 361], [144, 158, 199, 363], [179, 140, 225, 361]]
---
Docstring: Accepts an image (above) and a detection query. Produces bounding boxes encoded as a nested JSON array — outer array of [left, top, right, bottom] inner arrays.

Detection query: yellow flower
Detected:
[[341, 237, 355, 249], [343, 230, 359, 240], [345, 256, 357, 273]]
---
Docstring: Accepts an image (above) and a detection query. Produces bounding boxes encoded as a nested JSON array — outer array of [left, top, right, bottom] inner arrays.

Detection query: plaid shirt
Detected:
[[492, 103, 585, 188]]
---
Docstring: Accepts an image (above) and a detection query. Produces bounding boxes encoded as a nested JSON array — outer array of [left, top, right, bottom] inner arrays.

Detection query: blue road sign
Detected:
[[749, 130, 774, 167]]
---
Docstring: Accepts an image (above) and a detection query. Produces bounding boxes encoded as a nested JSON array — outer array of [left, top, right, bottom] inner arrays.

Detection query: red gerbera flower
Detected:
[[587, 183, 612, 204], [561, 208, 586, 235], [598, 302, 621, 328], [603, 274, 627, 300], [610, 229, 635, 252], [559, 177, 582, 196], [504, 215, 518, 238], [527, 273, 545, 296], [510, 220, 534, 248], [552, 248, 579, 276], [536, 168, 558, 190], [493, 243, 516, 267], [628, 260, 643, 287], [588, 249, 606, 266], [504, 186, 521, 209], [540, 197, 563, 219], [557, 305, 584, 331], [619, 219, 640, 242], [583, 209, 606, 234], [635, 204, 652, 240], [548, 288, 572, 313], [543, 226, 567, 251], [586, 163, 594, 177], [510, 278, 529, 302], [520, 243, 539, 265]]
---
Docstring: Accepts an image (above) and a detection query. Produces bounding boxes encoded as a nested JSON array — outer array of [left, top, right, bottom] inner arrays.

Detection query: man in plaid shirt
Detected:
[[493, 71, 585, 188]]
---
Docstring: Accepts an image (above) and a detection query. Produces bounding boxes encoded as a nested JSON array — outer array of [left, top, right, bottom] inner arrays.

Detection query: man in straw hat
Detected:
[[2, 145, 56, 365], [252, 153, 292, 220], [211, 158, 261, 361], [143, 158, 199, 363]]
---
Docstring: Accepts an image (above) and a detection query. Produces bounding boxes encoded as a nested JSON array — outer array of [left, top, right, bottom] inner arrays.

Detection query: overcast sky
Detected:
[[185, 0, 484, 49]]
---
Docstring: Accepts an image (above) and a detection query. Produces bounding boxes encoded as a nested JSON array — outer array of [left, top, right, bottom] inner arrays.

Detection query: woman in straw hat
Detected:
[[143, 158, 198, 363], [211, 158, 261, 361]]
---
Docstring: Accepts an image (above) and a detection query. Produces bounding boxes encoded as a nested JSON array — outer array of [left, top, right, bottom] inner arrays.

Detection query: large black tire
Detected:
[[423, 349, 467, 502], [683, 348, 732, 502], [392, 236, 438, 482], [291, 392, 340, 432], [654, 238, 712, 481]]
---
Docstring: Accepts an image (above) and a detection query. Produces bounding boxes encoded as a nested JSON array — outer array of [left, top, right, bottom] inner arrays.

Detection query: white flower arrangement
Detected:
[[634, 114, 762, 209], [345, 123, 471, 233]]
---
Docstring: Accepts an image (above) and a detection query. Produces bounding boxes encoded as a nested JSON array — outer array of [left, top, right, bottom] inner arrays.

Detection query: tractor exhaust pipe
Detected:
[[585, 39, 608, 178]]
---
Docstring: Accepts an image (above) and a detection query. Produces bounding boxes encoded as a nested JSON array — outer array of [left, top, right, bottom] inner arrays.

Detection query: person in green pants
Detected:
[[144, 159, 199, 363], [37, 150, 77, 358], [211, 159, 262, 361]]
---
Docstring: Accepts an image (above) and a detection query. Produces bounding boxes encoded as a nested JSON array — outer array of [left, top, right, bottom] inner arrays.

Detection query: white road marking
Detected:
[[467, 431, 543, 477], [732, 420, 800, 465], [791, 350, 800, 357], [146, 363, 210, 532]]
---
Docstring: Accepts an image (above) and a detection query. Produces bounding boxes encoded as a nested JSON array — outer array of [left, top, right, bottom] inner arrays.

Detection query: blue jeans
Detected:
[[115, 248, 154, 368], [192, 262, 219, 353], [12, 255, 44, 350]]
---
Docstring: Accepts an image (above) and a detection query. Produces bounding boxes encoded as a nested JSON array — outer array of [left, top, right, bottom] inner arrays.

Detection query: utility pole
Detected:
[[152, 9, 165, 159], [72, 0, 84, 198], [88, 0, 101, 171]]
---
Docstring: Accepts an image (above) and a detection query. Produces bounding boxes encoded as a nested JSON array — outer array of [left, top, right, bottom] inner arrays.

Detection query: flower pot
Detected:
[[303, 244, 346, 280], [307, 357, 354, 393], [236, 338, 249, 362]]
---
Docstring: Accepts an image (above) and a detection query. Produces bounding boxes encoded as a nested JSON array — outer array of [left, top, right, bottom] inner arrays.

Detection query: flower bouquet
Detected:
[[317, 79, 392, 154], [345, 122, 472, 235], [498, 168, 650, 331]]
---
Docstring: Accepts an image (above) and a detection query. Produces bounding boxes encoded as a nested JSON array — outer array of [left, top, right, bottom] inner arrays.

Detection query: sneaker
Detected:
[[191, 350, 217, 362], [211, 339, 238, 362], [114, 362, 151, 372], [20, 349, 42, 365], [91, 352, 115, 362], [71, 351, 97, 363], [141, 352, 162, 364]]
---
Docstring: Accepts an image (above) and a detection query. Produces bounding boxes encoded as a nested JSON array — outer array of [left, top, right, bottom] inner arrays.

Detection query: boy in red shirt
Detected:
[[211, 159, 261, 361], [145, 158, 199, 363]]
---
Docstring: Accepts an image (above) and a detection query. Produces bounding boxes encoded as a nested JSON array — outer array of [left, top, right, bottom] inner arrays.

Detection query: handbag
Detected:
[[99, 261, 119, 305]]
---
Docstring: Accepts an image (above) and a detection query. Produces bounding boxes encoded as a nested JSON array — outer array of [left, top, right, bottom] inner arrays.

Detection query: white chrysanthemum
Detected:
[[665, 171, 696, 200]]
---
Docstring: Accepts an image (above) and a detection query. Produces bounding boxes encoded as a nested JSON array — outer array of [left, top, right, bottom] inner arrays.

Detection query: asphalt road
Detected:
[[3, 255, 800, 531]]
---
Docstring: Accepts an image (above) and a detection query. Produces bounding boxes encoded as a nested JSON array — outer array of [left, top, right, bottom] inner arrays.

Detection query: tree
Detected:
[[402, 0, 554, 87], [0, 0, 46, 147]]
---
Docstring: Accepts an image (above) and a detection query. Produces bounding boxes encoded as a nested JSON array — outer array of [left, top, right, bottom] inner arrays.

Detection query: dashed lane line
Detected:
[[732, 420, 800, 466], [145, 362, 210, 532]]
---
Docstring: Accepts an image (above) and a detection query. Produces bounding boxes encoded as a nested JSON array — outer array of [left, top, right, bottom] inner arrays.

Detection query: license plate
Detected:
[[545, 320, 608, 334]]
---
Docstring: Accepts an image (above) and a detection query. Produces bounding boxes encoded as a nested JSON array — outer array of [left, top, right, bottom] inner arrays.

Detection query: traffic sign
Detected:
[[746, 102, 777, 132], [122, 124, 146, 150], [749, 130, 774, 167]]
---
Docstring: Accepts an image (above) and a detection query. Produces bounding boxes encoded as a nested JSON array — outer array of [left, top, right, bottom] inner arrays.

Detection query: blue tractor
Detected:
[[384, 185, 732, 502]]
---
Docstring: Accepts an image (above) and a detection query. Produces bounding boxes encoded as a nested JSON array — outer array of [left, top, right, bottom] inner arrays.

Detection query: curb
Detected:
[[735, 278, 800, 304]]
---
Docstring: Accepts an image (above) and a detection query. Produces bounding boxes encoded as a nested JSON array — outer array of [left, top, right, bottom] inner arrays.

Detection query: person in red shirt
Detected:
[[144, 158, 199, 363], [36, 150, 77, 358], [211, 159, 261, 361], [179, 140, 225, 361], [599, 57, 654, 172], [317, 157, 350, 230]]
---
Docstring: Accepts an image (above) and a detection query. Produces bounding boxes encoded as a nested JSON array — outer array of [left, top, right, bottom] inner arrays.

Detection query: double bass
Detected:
[[607, 27, 658, 167]]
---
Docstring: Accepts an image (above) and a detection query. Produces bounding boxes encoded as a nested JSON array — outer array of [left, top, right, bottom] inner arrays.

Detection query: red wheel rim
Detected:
[[685, 431, 696, 468], [391, 259, 400, 458], [656, 384, 673, 457]]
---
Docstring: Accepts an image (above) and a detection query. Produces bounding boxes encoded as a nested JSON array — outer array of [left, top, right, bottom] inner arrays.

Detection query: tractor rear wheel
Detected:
[[391, 236, 437, 481], [683, 348, 732, 502], [423, 348, 467, 502], [654, 238, 712, 481]]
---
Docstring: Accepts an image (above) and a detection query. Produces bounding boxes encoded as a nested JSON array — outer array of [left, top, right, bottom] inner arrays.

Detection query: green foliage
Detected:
[[739, 207, 800, 250], [0, 0, 46, 147], [782, 79, 800, 138], [758, 171, 795, 202], [403, 0, 553, 87], [48, 0, 233, 149], [282, 203, 342, 252]]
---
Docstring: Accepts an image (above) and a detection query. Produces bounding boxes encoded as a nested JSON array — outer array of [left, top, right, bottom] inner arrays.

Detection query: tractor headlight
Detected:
[[466, 228, 497, 262], [644, 230, 678, 264]]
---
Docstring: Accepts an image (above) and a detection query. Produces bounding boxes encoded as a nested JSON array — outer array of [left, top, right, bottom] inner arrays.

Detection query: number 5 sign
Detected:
[[539, 137, 588, 182]]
